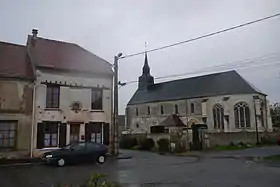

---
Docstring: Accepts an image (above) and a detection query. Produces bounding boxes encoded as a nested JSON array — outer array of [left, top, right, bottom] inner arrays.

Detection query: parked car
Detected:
[[42, 142, 109, 167]]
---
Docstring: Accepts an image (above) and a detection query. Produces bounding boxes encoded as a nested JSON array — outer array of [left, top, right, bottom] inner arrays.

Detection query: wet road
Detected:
[[0, 149, 280, 187]]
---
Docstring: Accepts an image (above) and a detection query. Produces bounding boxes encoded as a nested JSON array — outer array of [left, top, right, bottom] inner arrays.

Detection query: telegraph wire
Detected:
[[120, 54, 280, 85], [120, 12, 280, 59]]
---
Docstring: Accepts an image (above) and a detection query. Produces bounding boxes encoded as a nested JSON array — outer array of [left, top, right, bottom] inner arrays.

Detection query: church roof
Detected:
[[128, 70, 264, 105]]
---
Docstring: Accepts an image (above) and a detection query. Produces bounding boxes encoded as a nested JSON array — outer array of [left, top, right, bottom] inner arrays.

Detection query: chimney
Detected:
[[31, 29, 38, 46], [32, 29, 38, 38]]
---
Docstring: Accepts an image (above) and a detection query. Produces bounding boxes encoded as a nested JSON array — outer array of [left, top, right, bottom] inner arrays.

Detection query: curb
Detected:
[[0, 162, 35, 168], [0, 158, 42, 167], [117, 156, 132, 160]]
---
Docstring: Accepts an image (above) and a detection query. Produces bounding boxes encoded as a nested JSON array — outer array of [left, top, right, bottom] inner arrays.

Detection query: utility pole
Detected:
[[112, 53, 122, 155]]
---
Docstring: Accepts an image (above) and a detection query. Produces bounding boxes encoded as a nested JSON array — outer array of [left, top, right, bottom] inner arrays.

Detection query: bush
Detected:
[[174, 142, 185, 153], [55, 173, 121, 187], [229, 142, 235, 146], [139, 138, 155, 150], [238, 141, 246, 147], [157, 138, 169, 153], [119, 136, 137, 149], [260, 136, 277, 145]]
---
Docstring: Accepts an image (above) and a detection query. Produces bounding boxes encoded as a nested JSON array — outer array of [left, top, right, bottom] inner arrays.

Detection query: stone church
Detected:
[[126, 53, 273, 145]]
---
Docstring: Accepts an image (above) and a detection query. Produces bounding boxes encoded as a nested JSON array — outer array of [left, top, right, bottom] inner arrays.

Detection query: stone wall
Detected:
[[207, 132, 265, 147], [0, 79, 33, 157]]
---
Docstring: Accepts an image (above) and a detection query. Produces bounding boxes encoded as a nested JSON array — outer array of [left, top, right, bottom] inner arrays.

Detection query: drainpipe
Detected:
[[30, 82, 36, 157]]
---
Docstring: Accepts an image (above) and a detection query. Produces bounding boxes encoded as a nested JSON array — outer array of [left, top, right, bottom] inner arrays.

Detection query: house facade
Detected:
[[0, 29, 113, 157], [126, 54, 273, 146], [27, 30, 113, 155], [0, 41, 34, 157]]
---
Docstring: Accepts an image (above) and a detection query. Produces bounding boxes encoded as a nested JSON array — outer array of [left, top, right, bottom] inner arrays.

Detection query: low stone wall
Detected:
[[207, 132, 279, 147]]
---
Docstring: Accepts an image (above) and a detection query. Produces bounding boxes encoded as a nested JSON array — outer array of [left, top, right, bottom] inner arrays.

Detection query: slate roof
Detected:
[[160, 114, 186, 127], [0, 41, 34, 79], [28, 36, 113, 75], [128, 70, 263, 105]]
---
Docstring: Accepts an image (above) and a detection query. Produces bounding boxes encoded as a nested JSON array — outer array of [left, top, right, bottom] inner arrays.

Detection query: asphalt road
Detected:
[[0, 147, 280, 187]]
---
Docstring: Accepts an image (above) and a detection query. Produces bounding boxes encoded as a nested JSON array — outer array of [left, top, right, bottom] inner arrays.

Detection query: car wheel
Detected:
[[97, 155, 105, 164], [57, 158, 66, 167]]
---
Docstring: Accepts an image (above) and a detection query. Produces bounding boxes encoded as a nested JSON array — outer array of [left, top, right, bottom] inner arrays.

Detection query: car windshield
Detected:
[[63, 143, 77, 150]]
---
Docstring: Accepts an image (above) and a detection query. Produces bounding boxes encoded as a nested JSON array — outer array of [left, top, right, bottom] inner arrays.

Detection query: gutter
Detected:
[[30, 82, 36, 157]]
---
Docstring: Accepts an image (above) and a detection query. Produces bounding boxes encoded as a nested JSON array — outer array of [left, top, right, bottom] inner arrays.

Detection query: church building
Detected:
[[126, 53, 273, 145]]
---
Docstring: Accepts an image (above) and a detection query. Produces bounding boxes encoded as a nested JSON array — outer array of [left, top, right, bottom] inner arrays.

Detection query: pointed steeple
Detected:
[[138, 52, 154, 90], [142, 52, 150, 75]]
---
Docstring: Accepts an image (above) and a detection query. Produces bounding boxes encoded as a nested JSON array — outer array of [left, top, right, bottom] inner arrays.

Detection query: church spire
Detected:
[[138, 43, 154, 90], [142, 52, 150, 75]]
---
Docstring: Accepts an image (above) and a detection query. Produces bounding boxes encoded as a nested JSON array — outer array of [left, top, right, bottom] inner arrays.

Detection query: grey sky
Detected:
[[1, 0, 280, 114]]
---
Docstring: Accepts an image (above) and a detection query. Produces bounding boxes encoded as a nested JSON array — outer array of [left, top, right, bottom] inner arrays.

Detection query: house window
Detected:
[[136, 123, 139, 128], [175, 104, 179, 114], [213, 104, 224, 129], [0, 121, 17, 149], [91, 89, 102, 110], [147, 106, 150, 115], [136, 108, 139, 116], [160, 105, 164, 114], [190, 103, 195, 113], [234, 102, 250, 128], [43, 122, 58, 147], [46, 85, 60, 108]]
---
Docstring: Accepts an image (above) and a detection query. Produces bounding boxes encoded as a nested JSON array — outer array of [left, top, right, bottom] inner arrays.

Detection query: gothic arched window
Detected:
[[160, 105, 164, 114], [175, 104, 179, 114], [234, 102, 250, 128], [190, 103, 195, 113], [213, 104, 224, 129]]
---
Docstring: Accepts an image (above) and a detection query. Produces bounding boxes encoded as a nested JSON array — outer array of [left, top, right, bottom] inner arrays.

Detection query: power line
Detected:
[[120, 12, 280, 59], [121, 54, 280, 85]]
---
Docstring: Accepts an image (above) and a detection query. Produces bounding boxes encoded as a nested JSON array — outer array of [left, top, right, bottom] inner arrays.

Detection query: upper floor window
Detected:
[[136, 108, 139, 116], [147, 106, 150, 115], [213, 104, 224, 129], [160, 105, 164, 114], [175, 104, 179, 114], [46, 85, 60, 108], [190, 103, 195, 113], [234, 102, 250, 128], [91, 89, 102, 110]]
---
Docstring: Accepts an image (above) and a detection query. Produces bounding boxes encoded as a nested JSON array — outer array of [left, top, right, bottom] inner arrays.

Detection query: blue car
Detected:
[[42, 142, 110, 167]]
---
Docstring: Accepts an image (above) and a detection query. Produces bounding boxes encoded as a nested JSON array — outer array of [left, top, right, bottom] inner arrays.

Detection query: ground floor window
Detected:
[[0, 121, 17, 149], [37, 122, 58, 148], [85, 123, 109, 145]]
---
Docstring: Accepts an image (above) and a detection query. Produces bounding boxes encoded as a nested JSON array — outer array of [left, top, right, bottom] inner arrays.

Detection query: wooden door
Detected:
[[70, 124, 80, 143]]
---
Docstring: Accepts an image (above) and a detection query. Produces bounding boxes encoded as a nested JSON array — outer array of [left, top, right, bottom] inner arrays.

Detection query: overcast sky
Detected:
[[1, 0, 280, 114]]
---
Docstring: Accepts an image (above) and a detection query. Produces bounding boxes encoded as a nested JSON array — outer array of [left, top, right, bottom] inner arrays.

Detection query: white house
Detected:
[[27, 30, 113, 156]]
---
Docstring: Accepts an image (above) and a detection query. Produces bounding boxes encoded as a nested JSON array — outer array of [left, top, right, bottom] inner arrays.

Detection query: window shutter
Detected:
[[37, 123, 44, 149], [59, 124, 67, 147]]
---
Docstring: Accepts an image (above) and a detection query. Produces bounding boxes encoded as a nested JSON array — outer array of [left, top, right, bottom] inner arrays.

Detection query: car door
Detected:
[[68, 142, 87, 164], [85, 142, 101, 163]]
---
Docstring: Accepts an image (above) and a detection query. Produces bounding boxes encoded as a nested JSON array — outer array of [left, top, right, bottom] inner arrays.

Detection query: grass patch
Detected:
[[263, 155, 280, 161]]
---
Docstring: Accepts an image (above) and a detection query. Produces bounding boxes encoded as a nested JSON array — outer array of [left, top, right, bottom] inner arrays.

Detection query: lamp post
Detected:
[[112, 53, 123, 155]]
